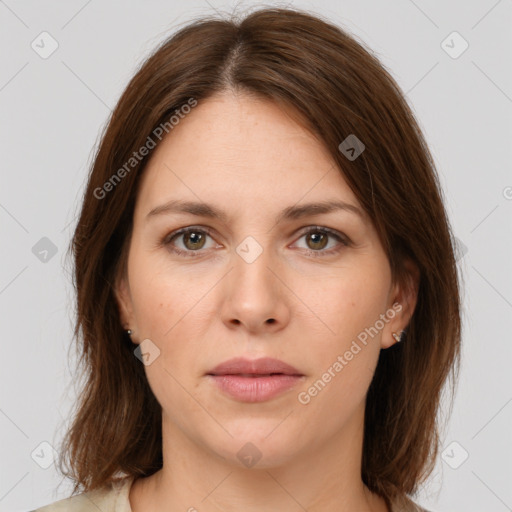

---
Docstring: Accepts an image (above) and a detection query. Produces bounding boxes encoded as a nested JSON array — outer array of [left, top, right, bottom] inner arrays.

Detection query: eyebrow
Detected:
[[146, 199, 365, 224]]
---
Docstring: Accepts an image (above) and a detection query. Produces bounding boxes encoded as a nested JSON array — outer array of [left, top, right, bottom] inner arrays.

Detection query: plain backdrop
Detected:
[[1, 1, 511, 511]]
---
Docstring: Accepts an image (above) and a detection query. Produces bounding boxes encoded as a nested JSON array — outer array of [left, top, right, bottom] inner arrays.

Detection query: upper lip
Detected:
[[206, 357, 303, 376]]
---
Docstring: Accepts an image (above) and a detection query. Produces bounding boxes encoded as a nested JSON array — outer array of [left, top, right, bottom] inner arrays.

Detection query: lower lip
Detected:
[[207, 374, 304, 402]]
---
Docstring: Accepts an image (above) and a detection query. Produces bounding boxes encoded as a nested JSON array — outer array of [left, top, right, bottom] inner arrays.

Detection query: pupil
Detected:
[[308, 232, 327, 250], [185, 232, 204, 249]]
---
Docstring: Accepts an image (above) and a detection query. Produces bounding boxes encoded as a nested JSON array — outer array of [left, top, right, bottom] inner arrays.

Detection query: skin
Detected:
[[115, 90, 419, 512]]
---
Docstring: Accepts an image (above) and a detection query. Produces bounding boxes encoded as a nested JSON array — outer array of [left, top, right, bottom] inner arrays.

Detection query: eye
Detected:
[[162, 226, 218, 257], [292, 226, 349, 256], [161, 225, 349, 258]]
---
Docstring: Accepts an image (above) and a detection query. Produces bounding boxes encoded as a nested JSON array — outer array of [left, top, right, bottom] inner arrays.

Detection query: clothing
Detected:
[[32, 475, 430, 511], [31, 477, 132, 512]]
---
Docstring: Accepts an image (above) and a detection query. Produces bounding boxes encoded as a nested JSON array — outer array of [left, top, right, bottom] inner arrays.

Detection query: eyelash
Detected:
[[161, 225, 349, 258]]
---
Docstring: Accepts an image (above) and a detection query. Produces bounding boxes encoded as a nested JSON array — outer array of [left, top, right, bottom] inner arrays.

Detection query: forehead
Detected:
[[135, 92, 360, 217]]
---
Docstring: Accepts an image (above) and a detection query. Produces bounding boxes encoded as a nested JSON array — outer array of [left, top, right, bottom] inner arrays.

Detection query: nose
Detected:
[[220, 242, 291, 334]]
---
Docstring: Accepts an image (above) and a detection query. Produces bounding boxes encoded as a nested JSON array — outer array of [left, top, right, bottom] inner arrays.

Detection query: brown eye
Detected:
[[162, 226, 218, 257], [182, 231, 206, 250], [293, 226, 349, 257], [306, 232, 328, 250]]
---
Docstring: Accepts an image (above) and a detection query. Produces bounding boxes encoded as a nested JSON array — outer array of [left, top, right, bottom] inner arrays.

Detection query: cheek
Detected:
[[128, 268, 210, 417], [295, 275, 387, 425], [128, 248, 202, 335], [293, 264, 389, 407], [297, 266, 390, 346], [128, 258, 217, 375]]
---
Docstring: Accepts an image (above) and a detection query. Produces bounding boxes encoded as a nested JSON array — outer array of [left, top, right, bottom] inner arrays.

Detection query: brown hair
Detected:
[[59, 6, 461, 505]]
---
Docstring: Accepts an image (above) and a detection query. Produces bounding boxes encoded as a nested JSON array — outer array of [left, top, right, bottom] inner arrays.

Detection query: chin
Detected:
[[202, 418, 305, 469]]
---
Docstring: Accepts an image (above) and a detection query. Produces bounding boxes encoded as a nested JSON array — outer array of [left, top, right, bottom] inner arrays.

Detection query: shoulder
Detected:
[[31, 476, 134, 512], [390, 493, 432, 512]]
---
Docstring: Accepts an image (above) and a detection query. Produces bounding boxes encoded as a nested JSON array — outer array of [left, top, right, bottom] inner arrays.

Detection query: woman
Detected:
[[33, 6, 461, 512]]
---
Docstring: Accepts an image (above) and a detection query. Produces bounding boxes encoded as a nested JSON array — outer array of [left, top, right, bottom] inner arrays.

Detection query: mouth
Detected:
[[206, 373, 305, 402], [207, 372, 301, 377], [210, 372, 294, 377], [206, 357, 304, 402], [206, 356, 303, 377]]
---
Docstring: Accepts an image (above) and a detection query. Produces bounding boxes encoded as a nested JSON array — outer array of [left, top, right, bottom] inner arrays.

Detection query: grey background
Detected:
[[1, 1, 511, 511]]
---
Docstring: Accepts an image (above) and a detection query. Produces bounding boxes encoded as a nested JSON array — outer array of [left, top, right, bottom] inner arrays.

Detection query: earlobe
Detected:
[[392, 331, 404, 343]]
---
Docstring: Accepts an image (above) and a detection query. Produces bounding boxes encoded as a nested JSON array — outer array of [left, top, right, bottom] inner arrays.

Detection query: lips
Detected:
[[206, 357, 303, 377], [206, 357, 305, 402]]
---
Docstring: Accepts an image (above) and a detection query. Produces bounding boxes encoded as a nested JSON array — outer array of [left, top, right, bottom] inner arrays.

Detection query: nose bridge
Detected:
[[232, 234, 277, 298], [220, 233, 290, 330]]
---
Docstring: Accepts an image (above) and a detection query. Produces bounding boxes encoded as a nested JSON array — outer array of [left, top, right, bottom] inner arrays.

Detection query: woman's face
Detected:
[[115, 91, 415, 468]]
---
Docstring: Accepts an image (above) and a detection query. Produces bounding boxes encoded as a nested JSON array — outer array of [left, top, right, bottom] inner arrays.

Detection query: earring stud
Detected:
[[126, 329, 132, 336], [392, 331, 402, 343]]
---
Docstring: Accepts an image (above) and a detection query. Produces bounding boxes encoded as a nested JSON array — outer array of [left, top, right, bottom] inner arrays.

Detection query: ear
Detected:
[[381, 259, 420, 349], [113, 273, 137, 340]]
